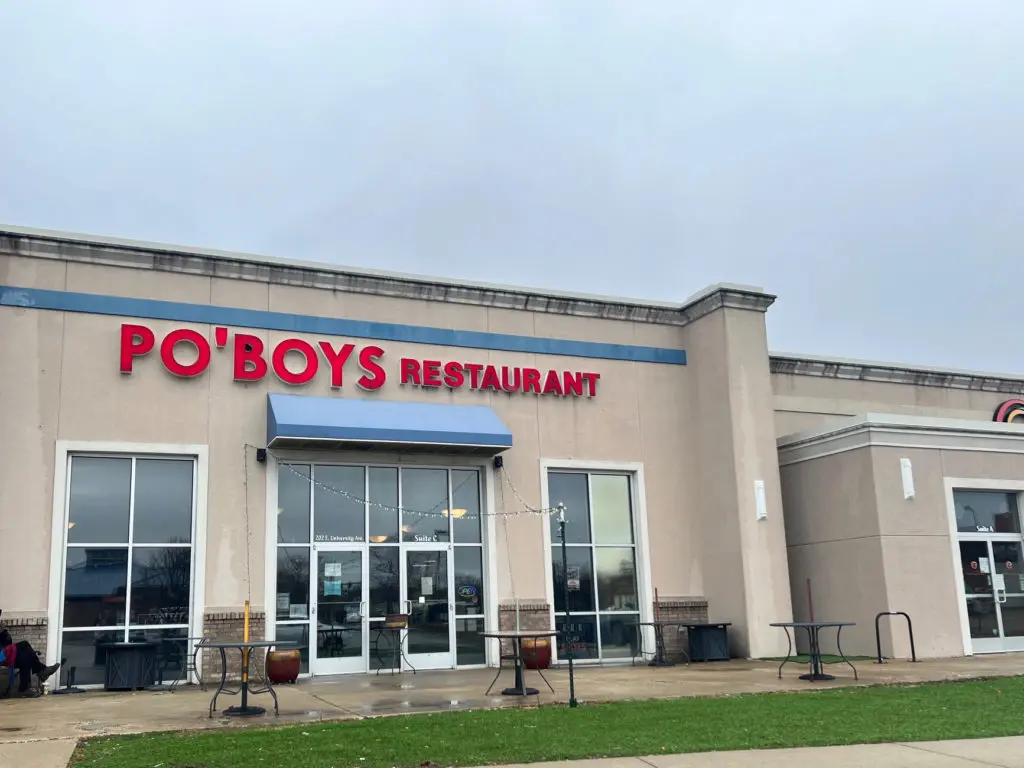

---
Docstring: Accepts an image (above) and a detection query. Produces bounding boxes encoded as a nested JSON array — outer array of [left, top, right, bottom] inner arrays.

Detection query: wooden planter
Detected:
[[266, 649, 301, 684], [521, 638, 551, 670]]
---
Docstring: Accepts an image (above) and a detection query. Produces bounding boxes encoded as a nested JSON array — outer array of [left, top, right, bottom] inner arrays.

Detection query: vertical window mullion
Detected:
[[123, 456, 137, 642], [585, 473, 602, 660], [309, 464, 316, 544]]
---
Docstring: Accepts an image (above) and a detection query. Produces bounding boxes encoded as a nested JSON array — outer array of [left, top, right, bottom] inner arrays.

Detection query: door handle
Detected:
[[359, 601, 367, 618]]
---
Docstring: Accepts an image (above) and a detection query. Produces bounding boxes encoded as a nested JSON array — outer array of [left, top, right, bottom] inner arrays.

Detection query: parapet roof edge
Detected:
[[777, 412, 1024, 449], [770, 350, 1024, 394], [0, 224, 776, 326]]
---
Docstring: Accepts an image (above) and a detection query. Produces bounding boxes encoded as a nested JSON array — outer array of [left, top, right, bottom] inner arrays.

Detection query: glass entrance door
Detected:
[[959, 539, 1024, 653], [312, 546, 368, 674], [403, 547, 454, 669]]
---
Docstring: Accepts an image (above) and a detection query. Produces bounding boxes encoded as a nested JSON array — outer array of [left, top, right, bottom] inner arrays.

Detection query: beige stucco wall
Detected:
[[780, 425, 1024, 660], [772, 372, 1018, 436]]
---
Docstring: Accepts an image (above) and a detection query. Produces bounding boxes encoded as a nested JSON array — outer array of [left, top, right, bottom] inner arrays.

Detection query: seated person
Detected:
[[0, 629, 60, 695]]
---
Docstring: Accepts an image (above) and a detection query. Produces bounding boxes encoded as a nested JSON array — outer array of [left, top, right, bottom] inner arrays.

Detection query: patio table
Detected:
[[206, 640, 293, 718], [770, 621, 858, 681], [628, 620, 702, 666], [483, 630, 558, 697]]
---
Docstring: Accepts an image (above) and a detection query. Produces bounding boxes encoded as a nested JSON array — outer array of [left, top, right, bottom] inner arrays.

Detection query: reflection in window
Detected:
[[64, 548, 128, 628], [548, 470, 638, 662], [548, 473, 591, 544], [314, 466, 365, 543], [368, 468, 399, 543], [61, 454, 196, 675], [278, 465, 311, 543], [452, 470, 481, 544], [401, 469, 450, 543], [954, 491, 1021, 534], [133, 459, 194, 544], [129, 548, 192, 625], [454, 547, 484, 615], [369, 547, 400, 618], [276, 547, 310, 621], [67, 457, 132, 544]]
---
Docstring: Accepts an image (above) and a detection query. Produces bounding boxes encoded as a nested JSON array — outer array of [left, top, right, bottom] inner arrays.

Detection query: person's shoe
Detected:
[[38, 663, 60, 683]]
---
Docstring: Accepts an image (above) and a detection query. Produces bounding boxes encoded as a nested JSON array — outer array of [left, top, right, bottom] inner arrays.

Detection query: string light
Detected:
[[266, 448, 559, 520]]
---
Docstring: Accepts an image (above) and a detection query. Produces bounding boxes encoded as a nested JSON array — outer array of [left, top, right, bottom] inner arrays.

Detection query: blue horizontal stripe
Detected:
[[0, 285, 687, 365]]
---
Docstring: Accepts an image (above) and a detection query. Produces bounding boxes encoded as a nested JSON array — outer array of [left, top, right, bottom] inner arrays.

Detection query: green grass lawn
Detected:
[[74, 676, 1024, 768]]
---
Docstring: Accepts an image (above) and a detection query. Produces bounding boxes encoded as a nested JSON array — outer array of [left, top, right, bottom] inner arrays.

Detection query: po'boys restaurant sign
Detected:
[[119, 323, 602, 398]]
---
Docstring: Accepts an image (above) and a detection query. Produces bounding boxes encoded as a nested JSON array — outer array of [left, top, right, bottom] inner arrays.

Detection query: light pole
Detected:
[[557, 503, 578, 708]]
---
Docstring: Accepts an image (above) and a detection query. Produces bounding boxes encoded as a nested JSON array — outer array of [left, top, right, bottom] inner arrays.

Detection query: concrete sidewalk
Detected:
[[4, 736, 1024, 768], [489, 737, 1024, 767]]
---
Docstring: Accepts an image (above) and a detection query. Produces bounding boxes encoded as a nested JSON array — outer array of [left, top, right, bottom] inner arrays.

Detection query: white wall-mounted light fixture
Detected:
[[754, 479, 768, 521], [900, 457, 915, 500]]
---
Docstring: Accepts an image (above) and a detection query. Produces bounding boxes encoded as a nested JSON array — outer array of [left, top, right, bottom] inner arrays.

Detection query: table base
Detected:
[[799, 673, 835, 682], [648, 659, 675, 668], [502, 686, 539, 696], [224, 705, 266, 717]]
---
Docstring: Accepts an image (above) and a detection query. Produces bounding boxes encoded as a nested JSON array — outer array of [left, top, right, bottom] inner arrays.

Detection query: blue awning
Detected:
[[266, 393, 513, 454]]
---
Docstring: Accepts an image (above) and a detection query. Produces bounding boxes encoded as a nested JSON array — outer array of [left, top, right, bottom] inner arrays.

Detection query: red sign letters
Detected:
[[119, 323, 601, 397]]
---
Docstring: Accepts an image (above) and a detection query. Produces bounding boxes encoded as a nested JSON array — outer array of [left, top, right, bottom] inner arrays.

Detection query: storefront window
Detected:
[[61, 455, 196, 685], [276, 463, 486, 672], [549, 471, 639, 661], [955, 491, 1021, 534]]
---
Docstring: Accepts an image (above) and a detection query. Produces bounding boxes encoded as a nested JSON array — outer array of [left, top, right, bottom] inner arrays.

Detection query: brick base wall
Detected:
[[654, 597, 709, 662], [498, 602, 551, 657], [2, 617, 49, 659], [200, 611, 267, 684]]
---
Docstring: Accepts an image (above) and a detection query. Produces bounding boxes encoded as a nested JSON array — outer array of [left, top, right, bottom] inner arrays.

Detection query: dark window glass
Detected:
[[454, 547, 484, 615], [955, 491, 1021, 533], [129, 548, 192, 625], [368, 467, 399, 543], [133, 459, 194, 544], [276, 547, 310, 621], [599, 614, 640, 660], [314, 465, 365, 542], [548, 472, 591, 544], [278, 464, 311, 543], [401, 468, 449, 543], [552, 547, 595, 613], [406, 550, 449, 655], [452, 470, 481, 544], [63, 547, 128, 628], [369, 547, 400, 618], [456, 617, 486, 665], [556, 614, 598, 660], [275, 623, 309, 674], [68, 457, 132, 544], [61, 630, 123, 686], [595, 547, 638, 611], [591, 474, 633, 545], [128, 627, 189, 683]]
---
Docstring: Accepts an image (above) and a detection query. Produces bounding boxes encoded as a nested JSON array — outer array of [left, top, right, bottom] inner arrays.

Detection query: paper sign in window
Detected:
[[325, 580, 342, 596], [325, 562, 343, 578], [980, 558, 991, 574], [421, 576, 433, 596]]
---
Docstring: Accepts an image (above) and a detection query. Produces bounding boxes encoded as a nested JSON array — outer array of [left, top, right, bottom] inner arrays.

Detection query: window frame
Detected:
[[541, 460, 654, 665], [267, 455, 493, 674], [47, 441, 209, 690]]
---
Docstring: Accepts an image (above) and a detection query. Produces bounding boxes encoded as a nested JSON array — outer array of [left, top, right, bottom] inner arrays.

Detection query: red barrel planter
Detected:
[[266, 649, 301, 684], [521, 637, 551, 670]]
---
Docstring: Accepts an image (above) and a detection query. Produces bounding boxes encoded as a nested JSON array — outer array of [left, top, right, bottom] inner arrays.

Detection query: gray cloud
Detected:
[[2, 1, 1023, 371]]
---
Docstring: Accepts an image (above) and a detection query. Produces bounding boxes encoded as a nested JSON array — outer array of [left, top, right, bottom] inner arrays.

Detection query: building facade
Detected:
[[2, 226, 1024, 686]]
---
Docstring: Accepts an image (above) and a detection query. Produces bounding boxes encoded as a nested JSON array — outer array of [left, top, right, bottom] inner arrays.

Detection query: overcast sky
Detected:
[[2, 1, 1023, 372]]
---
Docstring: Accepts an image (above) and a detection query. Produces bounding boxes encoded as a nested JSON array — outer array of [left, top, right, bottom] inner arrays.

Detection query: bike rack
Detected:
[[874, 611, 918, 664]]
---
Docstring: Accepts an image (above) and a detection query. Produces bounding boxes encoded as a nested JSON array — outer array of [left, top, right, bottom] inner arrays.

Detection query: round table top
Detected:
[[203, 640, 295, 649], [481, 630, 559, 639], [770, 621, 855, 629]]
